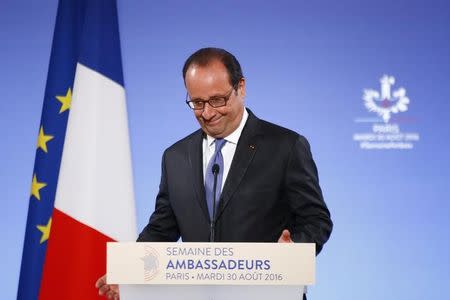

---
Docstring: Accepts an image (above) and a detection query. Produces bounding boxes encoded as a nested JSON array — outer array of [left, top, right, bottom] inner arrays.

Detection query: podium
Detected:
[[107, 242, 315, 300]]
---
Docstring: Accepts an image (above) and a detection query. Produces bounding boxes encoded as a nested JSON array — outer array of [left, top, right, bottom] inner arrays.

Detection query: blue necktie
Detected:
[[205, 138, 226, 221]]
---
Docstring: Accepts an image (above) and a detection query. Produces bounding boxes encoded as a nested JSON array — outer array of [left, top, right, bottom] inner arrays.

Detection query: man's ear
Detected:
[[238, 78, 246, 98]]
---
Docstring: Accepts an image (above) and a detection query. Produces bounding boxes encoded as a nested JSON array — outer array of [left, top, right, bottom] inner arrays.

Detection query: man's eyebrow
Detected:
[[189, 96, 206, 101], [191, 92, 227, 101]]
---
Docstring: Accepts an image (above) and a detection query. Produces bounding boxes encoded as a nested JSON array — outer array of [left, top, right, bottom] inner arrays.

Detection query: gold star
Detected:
[[37, 126, 54, 153], [56, 88, 72, 113], [30, 174, 47, 201], [37, 217, 52, 244]]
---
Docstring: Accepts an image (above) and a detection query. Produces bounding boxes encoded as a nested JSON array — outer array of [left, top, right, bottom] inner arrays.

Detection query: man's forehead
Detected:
[[185, 62, 231, 96], [186, 59, 228, 78]]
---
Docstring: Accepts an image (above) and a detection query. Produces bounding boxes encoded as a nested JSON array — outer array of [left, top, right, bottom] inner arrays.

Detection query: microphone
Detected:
[[212, 164, 220, 175], [210, 163, 220, 242]]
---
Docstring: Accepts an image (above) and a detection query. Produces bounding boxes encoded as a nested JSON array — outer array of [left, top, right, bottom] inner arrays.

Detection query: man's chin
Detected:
[[203, 126, 225, 138]]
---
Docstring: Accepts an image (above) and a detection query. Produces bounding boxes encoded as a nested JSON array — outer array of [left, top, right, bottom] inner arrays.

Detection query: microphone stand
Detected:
[[210, 164, 220, 242]]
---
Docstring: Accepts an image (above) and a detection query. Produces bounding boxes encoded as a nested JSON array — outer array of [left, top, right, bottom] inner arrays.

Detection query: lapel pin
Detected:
[[249, 144, 255, 150]]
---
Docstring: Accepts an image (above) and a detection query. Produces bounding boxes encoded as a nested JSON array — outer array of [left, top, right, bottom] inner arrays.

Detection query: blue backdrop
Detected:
[[1, 0, 449, 299]]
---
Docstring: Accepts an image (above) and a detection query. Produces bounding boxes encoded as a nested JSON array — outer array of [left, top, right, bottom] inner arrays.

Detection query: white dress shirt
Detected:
[[203, 109, 249, 191]]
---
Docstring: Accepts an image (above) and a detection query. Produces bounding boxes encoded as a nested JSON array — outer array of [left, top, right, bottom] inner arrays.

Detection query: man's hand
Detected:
[[277, 229, 294, 243], [95, 274, 120, 300]]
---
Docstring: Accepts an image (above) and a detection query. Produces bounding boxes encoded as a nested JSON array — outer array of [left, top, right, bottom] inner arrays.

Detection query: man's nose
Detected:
[[202, 103, 215, 119]]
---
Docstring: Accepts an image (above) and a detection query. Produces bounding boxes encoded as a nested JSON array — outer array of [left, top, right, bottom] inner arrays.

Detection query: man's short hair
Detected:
[[182, 47, 243, 89]]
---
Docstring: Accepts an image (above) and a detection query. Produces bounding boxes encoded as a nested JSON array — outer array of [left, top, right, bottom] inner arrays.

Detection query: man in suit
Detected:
[[97, 48, 332, 299]]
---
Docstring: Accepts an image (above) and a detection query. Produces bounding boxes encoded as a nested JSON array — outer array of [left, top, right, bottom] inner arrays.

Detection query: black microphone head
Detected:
[[212, 163, 220, 175]]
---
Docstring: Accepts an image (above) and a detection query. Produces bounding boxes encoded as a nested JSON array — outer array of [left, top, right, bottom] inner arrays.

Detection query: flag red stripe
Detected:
[[39, 208, 115, 299]]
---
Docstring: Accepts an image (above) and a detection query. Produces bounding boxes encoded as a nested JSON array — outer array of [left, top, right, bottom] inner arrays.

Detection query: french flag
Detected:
[[18, 1, 136, 299]]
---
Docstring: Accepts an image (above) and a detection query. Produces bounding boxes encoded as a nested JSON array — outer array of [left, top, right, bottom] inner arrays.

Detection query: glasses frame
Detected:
[[185, 85, 237, 110]]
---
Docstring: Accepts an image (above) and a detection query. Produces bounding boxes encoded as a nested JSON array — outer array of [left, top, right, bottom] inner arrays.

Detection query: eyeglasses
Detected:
[[186, 85, 236, 110]]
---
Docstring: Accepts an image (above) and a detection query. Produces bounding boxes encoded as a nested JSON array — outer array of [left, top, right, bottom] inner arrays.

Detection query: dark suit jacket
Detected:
[[138, 109, 332, 254]]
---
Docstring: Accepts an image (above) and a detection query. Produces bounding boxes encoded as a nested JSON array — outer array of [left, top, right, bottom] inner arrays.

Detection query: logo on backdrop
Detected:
[[353, 75, 420, 150], [141, 246, 160, 281]]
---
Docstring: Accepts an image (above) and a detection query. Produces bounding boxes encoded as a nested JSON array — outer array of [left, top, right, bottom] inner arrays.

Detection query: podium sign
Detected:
[[107, 242, 315, 286]]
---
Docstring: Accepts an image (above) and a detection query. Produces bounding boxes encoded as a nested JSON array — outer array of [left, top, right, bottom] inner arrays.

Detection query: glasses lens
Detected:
[[189, 101, 204, 110], [209, 98, 226, 108]]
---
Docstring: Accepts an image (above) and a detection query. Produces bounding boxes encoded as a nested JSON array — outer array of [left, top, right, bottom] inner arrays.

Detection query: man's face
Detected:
[[185, 60, 245, 138]]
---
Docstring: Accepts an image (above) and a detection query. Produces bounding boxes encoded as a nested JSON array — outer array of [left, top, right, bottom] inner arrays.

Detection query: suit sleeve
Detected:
[[137, 151, 180, 242], [284, 135, 333, 254]]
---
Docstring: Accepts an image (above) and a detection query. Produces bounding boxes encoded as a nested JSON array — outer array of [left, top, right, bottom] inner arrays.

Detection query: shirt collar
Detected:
[[206, 108, 249, 147]]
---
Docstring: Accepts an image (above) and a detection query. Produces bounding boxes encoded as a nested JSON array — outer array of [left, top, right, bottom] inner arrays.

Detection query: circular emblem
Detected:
[[140, 246, 160, 281]]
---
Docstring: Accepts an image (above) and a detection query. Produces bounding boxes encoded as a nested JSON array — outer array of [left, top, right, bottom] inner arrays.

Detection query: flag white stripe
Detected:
[[55, 63, 136, 241]]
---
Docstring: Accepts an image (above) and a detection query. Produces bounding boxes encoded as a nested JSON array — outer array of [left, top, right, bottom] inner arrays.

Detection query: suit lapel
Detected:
[[187, 130, 210, 221], [216, 110, 261, 220]]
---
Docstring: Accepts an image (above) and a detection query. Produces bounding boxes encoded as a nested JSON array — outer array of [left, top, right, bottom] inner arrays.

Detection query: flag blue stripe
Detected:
[[78, 0, 124, 86]]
